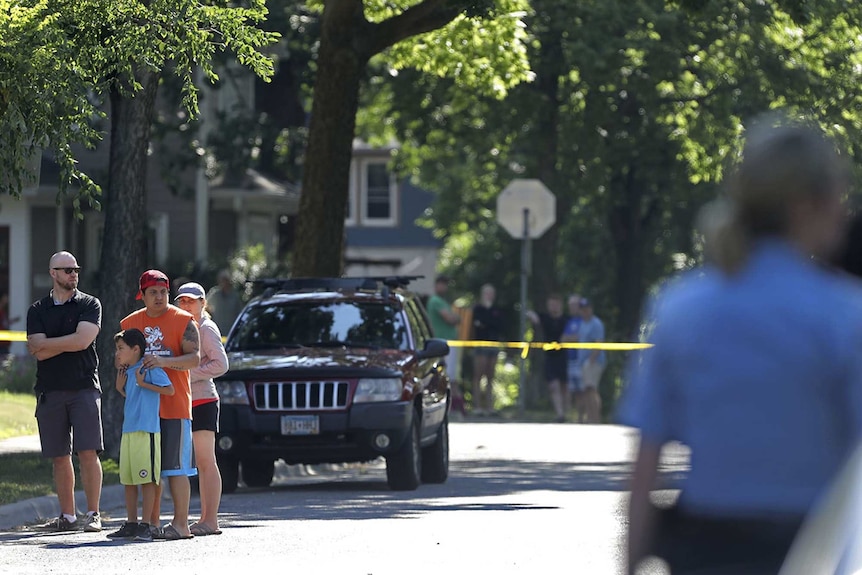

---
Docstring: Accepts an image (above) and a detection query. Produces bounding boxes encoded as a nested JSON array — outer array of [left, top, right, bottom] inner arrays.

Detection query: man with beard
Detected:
[[27, 251, 103, 533]]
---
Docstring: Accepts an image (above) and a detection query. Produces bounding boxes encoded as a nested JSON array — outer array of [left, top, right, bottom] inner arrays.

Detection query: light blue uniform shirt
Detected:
[[619, 240, 862, 518], [122, 359, 172, 434]]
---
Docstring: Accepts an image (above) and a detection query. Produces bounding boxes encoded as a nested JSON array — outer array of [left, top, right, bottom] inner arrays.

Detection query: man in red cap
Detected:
[[120, 270, 200, 539]]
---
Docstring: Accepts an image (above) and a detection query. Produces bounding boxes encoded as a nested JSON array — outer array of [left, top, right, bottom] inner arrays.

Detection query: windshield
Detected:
[[226, 300, 409, 352]]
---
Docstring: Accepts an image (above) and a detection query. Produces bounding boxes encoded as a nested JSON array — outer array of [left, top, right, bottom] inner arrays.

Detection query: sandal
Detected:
[[190, 522, 223, 536], [161, 524, 194, 540]]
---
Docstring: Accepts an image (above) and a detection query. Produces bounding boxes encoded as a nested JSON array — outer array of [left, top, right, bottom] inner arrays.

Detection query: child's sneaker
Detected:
[[134, 522, 153, 542], [83, 511, 102, 532], [107, 521, 138, 539]]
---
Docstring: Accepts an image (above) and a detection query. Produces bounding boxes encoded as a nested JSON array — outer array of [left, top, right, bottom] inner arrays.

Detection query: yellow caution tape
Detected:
[[5, 331, 652, 360], [0, 330, 28, 342], [446, 340, 653, 359]]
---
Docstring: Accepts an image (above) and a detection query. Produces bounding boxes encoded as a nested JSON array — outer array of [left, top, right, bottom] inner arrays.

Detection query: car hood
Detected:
[[221, 347, 411, 380]]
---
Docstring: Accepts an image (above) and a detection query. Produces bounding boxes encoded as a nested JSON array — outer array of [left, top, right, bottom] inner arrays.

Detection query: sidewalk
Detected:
[[0, 433, 41, 454], [0, 434, 127, 531]]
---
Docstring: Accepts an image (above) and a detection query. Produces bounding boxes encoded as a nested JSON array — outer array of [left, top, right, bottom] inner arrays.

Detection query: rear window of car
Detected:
[[226, 300, 409, 352]]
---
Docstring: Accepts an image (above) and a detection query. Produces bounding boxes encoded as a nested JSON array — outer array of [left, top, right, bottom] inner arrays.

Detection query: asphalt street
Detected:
[[0, 423, 688, 574]]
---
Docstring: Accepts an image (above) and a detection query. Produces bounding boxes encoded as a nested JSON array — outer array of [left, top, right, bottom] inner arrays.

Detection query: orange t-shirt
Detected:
[[121, 305, 195, 420]]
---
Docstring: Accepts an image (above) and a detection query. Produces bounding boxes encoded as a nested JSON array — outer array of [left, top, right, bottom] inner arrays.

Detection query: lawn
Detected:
[[0, 391, 120, 507], [0, 390, 37, 440]]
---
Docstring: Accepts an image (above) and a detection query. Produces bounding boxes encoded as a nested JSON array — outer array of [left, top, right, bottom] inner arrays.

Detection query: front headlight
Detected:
[[216, 380, 249, 405], [354, 378, 402, 403]]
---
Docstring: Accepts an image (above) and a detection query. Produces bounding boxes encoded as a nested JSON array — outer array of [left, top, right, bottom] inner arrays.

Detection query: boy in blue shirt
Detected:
[[108, 328, 174, 541]]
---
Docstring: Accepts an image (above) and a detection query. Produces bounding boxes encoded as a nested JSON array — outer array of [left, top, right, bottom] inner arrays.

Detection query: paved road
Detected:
[[0, 423, 687, 574]]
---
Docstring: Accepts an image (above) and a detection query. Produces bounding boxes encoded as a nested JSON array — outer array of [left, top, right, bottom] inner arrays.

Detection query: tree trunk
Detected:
[[98, 71, 160, 459], [291, 2, 368, 277], [523, 6, 565, 409], [609, 166, 651, 342]]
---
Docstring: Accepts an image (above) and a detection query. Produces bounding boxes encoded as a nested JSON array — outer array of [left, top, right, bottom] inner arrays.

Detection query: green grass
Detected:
[[0, 452, 121, 507], [0, 390, 38, 440], [0, 391, 120, 507]]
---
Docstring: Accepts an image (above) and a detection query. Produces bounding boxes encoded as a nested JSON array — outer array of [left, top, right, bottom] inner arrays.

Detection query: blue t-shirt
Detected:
[[562, 316, 582, 362], [577, 316, 606, 366], [618, 240, 862, 517], [122, 360, 172, 434]]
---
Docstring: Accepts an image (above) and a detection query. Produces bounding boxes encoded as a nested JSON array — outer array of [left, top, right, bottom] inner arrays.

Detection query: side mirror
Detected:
[[417, 338, 449, 359]]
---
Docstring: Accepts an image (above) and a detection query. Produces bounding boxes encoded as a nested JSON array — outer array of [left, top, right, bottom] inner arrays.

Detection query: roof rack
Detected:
[[250, 276, 423, 298]]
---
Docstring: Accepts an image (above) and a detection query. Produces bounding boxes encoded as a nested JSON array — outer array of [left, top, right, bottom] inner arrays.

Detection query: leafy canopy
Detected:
[[0, 0, 278, 212]]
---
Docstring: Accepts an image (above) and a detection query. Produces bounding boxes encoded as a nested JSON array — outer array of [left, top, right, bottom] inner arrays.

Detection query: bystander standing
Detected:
[[426, 275, 464, 415], [527, 293, 570, 422], [108, 328, 174, 542], [121, 270, 200, 540], [206, 269, 244, 336], [575, 298, 605, 424], [561, 294, 583, 420], [26, 251, 103, 532], [471, 284, 504, 415], [175, 282, 229, 536]]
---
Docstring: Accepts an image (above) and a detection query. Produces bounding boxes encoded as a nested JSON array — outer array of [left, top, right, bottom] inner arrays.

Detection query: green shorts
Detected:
[[119, 431, 161, 486]]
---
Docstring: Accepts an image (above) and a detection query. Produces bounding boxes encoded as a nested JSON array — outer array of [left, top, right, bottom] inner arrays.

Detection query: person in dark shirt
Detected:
[[527, 293, 569, 422], [26, 251, 103, 533], [471, 284, 505, 415]]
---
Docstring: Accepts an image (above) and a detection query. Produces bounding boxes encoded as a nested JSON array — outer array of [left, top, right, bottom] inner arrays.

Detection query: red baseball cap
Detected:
[[136, 269, 169, 300]]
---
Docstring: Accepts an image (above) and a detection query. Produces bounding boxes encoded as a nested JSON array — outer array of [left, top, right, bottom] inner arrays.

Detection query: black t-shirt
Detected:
[[27, 290, 102, 393], [539, 312, 569, 371], [472, 304, 505, 341]]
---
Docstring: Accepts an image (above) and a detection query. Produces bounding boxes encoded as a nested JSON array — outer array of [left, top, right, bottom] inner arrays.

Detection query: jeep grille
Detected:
[[253, 381, 350, 411]]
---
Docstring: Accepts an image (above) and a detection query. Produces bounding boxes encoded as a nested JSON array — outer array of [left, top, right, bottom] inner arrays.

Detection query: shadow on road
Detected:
[[216, 457, 685, 523]]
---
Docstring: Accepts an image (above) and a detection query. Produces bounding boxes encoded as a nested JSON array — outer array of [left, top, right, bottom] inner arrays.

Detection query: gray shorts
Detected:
[[36, 388, 103, 458]]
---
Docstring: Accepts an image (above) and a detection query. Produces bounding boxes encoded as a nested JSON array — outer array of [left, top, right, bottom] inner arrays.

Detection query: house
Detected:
[[341, 140, 440, 296]]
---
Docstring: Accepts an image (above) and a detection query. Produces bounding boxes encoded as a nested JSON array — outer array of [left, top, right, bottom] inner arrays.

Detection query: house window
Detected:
[[360, 161, 397, 227], [345, 160, 357, 227]]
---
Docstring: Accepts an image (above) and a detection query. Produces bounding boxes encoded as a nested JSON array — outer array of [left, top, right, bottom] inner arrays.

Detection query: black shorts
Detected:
[[192, 400, 219, 433], [36, 389, 103, 458], [544, 357, 568, 383]]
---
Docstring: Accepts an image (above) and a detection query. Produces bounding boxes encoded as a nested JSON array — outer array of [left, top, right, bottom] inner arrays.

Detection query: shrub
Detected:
[[0, 355, 37, 394]]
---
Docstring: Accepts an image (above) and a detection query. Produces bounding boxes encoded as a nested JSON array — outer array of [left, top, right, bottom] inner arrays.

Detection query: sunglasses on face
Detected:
[[52, 267, 81, 274]]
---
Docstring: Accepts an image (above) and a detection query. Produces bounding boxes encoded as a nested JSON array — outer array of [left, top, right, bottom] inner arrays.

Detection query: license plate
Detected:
[[280, 415, 319, 436]]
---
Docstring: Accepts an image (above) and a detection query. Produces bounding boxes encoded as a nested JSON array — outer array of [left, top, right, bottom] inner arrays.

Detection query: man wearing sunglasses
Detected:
[[26, 251, 103, 533]]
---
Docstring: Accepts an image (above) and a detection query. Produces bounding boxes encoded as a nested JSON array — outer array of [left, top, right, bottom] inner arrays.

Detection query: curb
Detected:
[[0, 484, 127, 531]]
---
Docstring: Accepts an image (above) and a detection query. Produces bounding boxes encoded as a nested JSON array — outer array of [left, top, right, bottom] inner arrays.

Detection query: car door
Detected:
[[405, 299, 447, 438]]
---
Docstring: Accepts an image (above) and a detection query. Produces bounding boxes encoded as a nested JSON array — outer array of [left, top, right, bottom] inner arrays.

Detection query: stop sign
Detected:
[[496, 179, 556, 239]]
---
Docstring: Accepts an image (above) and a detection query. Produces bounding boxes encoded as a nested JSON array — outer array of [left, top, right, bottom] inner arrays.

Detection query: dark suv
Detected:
[[214, 277, 451, 492]]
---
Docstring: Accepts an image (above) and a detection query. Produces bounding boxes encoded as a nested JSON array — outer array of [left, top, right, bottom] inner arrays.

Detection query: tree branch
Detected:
[[364, 0, 469, 57]]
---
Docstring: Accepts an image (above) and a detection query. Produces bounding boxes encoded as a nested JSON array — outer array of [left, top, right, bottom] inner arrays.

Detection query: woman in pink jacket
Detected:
[[175, 282, 229, 536]]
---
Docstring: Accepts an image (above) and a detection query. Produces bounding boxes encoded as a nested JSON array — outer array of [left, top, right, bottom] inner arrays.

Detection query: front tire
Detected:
[[219, 455, 239, 494], [386, 413, 421, 491], [241, 458, 275, 488], [421, 413, 448, 483]]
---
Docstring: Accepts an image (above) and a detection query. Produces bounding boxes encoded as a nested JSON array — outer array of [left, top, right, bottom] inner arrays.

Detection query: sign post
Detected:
[[496, 179, 556, 415]]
